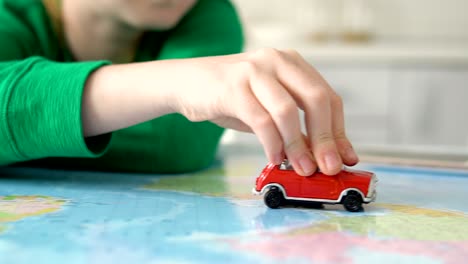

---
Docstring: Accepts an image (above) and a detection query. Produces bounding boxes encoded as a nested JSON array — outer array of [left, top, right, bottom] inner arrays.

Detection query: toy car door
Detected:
[[300, 173, 341, 200], [275, 161, 302, 197]]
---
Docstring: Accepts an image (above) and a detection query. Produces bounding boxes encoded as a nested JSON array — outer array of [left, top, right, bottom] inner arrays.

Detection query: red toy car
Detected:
[[253, 160, 377, 212]]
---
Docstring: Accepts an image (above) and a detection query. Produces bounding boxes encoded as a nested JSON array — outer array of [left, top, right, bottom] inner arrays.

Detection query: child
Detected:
[[0, 0, 358, 176]]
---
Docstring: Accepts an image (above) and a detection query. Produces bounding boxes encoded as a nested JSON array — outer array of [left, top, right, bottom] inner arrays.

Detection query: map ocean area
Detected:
[[0, 156, 467, 264]]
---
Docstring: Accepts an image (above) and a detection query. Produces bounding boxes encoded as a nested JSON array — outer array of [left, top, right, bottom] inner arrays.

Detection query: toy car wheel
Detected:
[[264, 187, 284, 209], [342, 193, 363, 212]]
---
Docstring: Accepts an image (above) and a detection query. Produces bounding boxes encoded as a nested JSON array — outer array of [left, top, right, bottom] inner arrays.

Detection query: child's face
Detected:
[[103, 0, 197, 30]]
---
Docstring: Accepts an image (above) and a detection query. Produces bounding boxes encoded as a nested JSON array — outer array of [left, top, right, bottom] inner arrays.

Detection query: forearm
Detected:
[[81, 61, 178, 137], [81, 57, 224, 137]]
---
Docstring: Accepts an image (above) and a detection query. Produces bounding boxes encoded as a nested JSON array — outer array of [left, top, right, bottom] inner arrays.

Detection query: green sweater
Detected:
[[0, 0, 243, 173]]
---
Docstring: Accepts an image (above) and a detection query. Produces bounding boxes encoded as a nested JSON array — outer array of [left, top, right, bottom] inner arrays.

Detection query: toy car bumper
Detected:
[[363, 190, 377, 203], [252, 187, 261, 195]]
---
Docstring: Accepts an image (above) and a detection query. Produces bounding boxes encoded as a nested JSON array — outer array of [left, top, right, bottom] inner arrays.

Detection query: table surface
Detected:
[[1, 148, 467, 264]]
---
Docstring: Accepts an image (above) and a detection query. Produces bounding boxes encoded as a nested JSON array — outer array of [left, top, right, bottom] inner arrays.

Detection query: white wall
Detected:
[[228, 0, 468, 153], [372, 0, 468, 40], [233, 0, 468, 41]]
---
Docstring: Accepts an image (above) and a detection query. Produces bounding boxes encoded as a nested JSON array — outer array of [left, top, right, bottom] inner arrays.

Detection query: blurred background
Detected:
[[222, 0, 468, 166]]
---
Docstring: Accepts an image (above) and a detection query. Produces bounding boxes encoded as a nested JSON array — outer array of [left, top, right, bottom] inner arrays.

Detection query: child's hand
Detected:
[[169, 49, 359, 176], [83, 49, 359, 176]]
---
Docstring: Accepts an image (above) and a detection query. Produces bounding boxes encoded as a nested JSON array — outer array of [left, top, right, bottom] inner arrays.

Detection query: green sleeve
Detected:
[[0, 57, 111, 166], [0, 1, 112, 166]]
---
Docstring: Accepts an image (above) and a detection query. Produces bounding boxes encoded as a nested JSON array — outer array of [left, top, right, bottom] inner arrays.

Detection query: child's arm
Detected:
[[0, 0, 241, 173], [0, 57, 112, 165], [98, 0, 356, 175], [59, 0, 245, 173], [0, 0, 358, 175], [80, 48, 358, 176], [0, 3, 111, 166]]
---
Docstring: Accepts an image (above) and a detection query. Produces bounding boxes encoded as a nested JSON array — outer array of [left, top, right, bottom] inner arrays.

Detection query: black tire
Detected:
[[264, 187, 284, 209], [342, 193, 363, 212]]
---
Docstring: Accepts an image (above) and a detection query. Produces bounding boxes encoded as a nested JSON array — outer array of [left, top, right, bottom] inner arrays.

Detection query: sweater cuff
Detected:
[[4, 57, 111, 160]]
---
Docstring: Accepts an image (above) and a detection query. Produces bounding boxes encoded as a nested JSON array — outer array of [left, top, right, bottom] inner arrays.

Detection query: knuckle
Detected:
[[274, 100, 297, 120], [334, 129, 347, 140], [251, 113, 273, 130], [313, 131, 334, 144], [305, 89, 329, 104], [255, 47, 281, 60], [285, 136, 305, 154], [281, 49, 304, 67], [284, 49, 301, 59]]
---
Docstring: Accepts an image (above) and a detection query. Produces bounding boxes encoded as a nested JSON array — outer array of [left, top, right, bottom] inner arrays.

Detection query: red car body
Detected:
[[253, 161, 377, 211]]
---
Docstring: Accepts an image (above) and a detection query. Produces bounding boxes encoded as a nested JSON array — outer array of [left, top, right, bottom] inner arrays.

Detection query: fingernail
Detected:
[[324, 152, 341, 172], [299, 153, 314, 175], [345, 147, 358, 162]]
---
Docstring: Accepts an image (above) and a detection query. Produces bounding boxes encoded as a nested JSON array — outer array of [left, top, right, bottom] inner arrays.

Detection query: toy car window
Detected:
[[279, 160, 294, 171]]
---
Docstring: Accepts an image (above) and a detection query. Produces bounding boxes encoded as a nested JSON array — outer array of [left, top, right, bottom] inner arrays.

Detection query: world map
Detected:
[[0, 154, 467, 264]]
